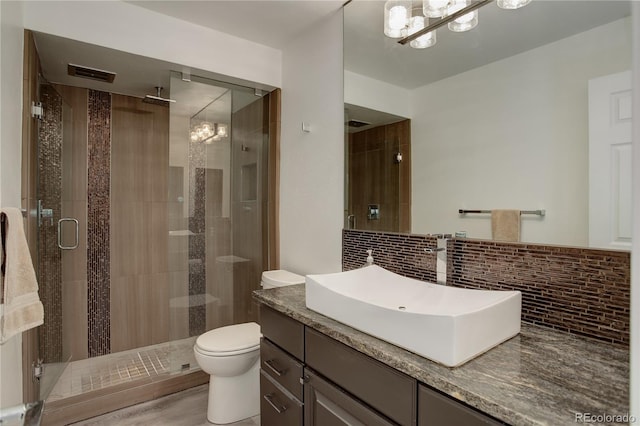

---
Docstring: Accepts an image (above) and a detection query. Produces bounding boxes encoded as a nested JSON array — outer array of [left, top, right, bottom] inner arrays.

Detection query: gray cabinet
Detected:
[[418, 385, 504, 426], [261, 303, 304, 359], [259, 305, 506, 426], [261, 338, 304, 400], [304, 369, 395, 426], [261, 370, 303, 426], [305, 328, 416, 426], [260, 306, 305, 426]]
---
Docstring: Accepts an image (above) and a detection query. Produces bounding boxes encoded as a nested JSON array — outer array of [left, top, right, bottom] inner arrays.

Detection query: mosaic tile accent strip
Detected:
[[448, 239, 630, 345], [188, 168, 206, 336], [343, 229, 438, 282], [342, 230, 631, 345], [37, 85, 64, 363], [87, 90, 112, 357]]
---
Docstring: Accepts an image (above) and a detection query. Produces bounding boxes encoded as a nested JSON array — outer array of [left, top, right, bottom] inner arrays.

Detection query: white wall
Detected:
[[0, 0, 25, 408], [344, 70, 411, 118], [280, 8, 344, 275], [22, 1, 281, 89], [411, 17, 631, 245]]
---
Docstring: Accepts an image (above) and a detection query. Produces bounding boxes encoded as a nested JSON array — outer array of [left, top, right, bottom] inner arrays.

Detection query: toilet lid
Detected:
[[195, 322, 261, 353], [262, 269, 305, 287]]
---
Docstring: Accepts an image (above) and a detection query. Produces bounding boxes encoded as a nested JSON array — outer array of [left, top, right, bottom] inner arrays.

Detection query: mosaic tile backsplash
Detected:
[[343, 229, 630, 346]]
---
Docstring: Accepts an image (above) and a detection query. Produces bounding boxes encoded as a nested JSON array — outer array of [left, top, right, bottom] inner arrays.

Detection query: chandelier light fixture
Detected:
[[383, 0, 531, 49], [190, 121, 228, 144]]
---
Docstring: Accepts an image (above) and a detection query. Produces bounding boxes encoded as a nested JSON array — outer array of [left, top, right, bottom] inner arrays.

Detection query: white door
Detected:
[[588, 70, 632, 249]]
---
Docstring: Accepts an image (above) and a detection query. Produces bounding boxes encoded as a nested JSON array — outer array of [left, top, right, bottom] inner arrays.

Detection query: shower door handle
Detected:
[[57, 218, 79, 250]]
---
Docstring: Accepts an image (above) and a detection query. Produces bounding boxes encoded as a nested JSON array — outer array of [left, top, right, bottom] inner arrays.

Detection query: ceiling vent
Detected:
[[347, 119, 371, 128], [67, 63, 116, 83]]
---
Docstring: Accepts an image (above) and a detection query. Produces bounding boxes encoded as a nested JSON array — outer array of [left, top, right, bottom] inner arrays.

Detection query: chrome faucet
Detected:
[[424, 234, 450, 285]]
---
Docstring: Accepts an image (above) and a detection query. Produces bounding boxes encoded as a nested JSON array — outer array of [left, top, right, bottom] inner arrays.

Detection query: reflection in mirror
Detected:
[[345, 104, 411, 233], [344, 0, 632, 249]]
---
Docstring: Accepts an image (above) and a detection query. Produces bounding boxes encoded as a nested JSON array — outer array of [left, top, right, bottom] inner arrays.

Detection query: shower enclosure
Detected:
[[29, 60, 275, 421]]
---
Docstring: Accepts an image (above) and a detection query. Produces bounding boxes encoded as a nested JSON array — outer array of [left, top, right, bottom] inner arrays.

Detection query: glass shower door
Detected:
[[36, 80, 80, 400], [167, 72, 268, 373]]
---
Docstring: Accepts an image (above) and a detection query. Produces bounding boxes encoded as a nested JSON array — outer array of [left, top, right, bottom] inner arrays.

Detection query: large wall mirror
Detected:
[[344, 0, 632, 250]]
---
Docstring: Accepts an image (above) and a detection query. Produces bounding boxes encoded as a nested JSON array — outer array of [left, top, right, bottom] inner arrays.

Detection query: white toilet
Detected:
[[260, 269, 306, 290], [194, 269, 305, 424]]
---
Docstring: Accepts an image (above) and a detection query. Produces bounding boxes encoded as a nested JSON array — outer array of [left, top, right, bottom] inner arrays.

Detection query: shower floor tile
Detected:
[[46, 336, 198, 403]]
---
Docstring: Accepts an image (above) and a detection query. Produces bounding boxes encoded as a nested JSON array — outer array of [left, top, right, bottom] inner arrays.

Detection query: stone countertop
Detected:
[[253, 284, 630, 426]]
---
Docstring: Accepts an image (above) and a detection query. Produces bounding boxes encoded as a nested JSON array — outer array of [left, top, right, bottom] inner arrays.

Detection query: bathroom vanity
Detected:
[[254, 284, 629, 426]]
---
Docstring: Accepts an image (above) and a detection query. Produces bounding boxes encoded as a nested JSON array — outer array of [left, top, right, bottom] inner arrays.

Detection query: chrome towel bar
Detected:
[[458, 209, 546, 217]]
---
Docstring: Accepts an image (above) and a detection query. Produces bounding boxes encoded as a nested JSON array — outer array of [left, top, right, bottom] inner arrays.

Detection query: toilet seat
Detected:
[[194, 343, 260, 357], [195, 322, 261, 357]]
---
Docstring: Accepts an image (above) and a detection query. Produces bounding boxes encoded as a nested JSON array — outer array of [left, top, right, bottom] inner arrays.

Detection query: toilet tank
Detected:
[[261, 270, 305, 289]]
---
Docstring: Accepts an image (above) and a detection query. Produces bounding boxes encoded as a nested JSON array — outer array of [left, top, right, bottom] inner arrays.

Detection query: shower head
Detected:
[[143, 87, 176, 106]]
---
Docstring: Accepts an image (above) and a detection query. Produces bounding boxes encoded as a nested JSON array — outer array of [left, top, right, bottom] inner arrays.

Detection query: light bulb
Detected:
[[423, 0, 450, 18], [384, 1, 412, 38], [389, 5, 408, 29], [201, 122, 212, 137], [196, 126, 204, 138], [447, 0, 478, 32], [217, 124, 227, 137], [497, 0, 531, 9], [190, 131, 198, 142], [408, 16, 436, 49]]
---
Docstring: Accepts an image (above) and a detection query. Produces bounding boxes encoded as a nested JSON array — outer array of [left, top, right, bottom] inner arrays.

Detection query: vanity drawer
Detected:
[[418, 384, 504, 426], [304, 368, 395, 426], [261, 338, 304, 400], [305, 328, 417, 426], [260, 370, 303, 426], [261, 305, 304, 360]]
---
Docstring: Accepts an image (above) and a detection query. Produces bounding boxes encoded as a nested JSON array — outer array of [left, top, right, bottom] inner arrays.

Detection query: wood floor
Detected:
[[71, 385, 260, 426]]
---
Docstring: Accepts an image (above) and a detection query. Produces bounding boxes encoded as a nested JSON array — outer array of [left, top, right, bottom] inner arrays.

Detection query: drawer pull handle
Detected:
[[264, 359, 286, 377], [263, 393, 288, 414]]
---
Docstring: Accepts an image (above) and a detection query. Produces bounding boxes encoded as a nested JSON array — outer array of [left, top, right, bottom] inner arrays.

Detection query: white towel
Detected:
[[0, 207, 44, 344]]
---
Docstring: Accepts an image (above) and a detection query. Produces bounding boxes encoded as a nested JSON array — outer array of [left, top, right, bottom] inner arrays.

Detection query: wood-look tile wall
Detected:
[[110, 94, 170, 352], [38, 89, 172, 356], [267, 89, 281, 270], [55, 84, 89, 362], [342, 229, 630, 345], [231, 97, 267, 324], [347, 120, 410, 233]]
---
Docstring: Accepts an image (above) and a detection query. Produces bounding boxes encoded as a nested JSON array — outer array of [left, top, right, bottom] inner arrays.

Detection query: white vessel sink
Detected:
[[305, 265, 521, 367]]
